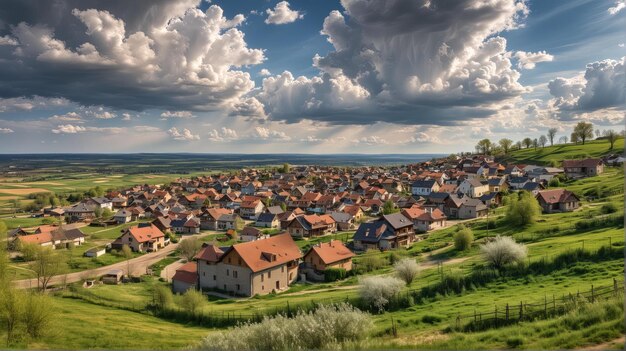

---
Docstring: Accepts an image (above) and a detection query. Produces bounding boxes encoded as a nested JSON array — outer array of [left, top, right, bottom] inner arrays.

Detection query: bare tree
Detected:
[[558, 135, 568, 144], [547, 128, 557, 146], [539, 135, 548, 148], [30, 246, 67, 291], [595, 129, 601, 139]]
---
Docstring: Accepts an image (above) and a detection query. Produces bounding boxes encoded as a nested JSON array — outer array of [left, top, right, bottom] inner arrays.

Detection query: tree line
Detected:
[[475, 122, 624, 155]]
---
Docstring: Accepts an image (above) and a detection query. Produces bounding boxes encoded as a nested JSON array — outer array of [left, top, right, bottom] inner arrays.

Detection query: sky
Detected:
[[0, 0, 624, 154]]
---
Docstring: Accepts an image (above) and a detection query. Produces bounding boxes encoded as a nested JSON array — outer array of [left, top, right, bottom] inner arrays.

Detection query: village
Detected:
[[6, 152, 612, 298]]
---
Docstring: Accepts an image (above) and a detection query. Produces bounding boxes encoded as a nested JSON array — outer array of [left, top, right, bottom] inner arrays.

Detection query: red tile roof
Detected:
[[230, 233, 302, 273], [172, 262, 197, 285], [306, 240, 354, 265]]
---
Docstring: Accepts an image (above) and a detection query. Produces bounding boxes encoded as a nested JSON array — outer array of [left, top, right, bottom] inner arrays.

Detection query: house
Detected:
[[217, 213, 243, 231], [266, 205, 285, 215], [239, 199, 265, 220], [302, 240, 354, 281], [457, 178, 489, 198], [172, 262, 198, 293], [287, 215, 327, 238], [196, 233, 302, 296], [458, 197, 489, 219], [112, 223, 166, 252], [14, 225, 85, 249], [113, 209, 132, 224], [352, 213, 415, 251], [479, 192, 502, 206], [182, 217, 201, 234], [152, 216, 172, 233], [508, 177, 532, 190], [562, 158, 604, 178], [527, 167, 564, 183], [401, 206, 447, 233], [521, 182, 545, 196], [239, 226, 269, 242], [256, 213, 280, 228], [536, 189, 581, 213], [411, 179, 440, 196], [328, 211, 354, 231], [487, 178, 508, 193], [83, 197, 113, 211], [64, 203, 96, 223], [200, 208, 232, 230]]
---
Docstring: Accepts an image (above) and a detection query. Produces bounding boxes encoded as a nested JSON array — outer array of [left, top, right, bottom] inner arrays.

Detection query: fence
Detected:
[[452, 279, 623, 332]]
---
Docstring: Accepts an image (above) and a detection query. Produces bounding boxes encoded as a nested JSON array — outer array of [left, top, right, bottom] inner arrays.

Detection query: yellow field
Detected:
[[0, 188, 51, 195]]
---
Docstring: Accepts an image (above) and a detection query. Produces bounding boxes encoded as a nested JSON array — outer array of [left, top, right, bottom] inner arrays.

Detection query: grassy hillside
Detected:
[[504, 139, 623, 166]]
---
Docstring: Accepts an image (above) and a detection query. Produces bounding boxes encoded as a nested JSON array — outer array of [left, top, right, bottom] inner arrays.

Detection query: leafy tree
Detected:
[[539, 135, 548, 148], [559, 135, 568, 144], [152, 285, 174, 310], [574, 121, 594, 145], [1, 287, 24, 345], [480, 236, 527, 269], [515, 141, 522, 150], [522, 137, 532, 149], [234, 216, 245, 231], [0, 220, 7, 282], [532, 138, 538, 150], [101, 208, 113, 218], [547, 128, 557, 146], [603, 129, 620, 149], [571, 132, 579, 144], [454, 226, 474, 251], [504, 191, 542, 227], [382, 200, 399, 215], [178, 237, 201, 261], [23, 292, 53, 339], [280, 202, 287, 212], [548, 177, 560, 187], [475, 139, 492, 154], [498, 138, 513, 154], [180, 289, 205, 315], [281, 163, 290, 173], [393, 258, 419, 285]]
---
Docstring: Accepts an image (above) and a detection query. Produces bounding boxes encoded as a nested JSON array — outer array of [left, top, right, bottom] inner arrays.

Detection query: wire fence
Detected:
[[452, 279, 623, 332]]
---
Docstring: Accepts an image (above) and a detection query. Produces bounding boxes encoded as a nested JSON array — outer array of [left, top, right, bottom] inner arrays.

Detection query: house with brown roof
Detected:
[[112, 223, 166, 252], [302, 240, 354, 281], [196, 233, 302, 296], [352, 213, 415, 250], [562, 158, 604, 178], [172, 262, 197, 294], [401, 206, 447, 233], [239, 199, 265, 220], [536, 189, 581, 213]]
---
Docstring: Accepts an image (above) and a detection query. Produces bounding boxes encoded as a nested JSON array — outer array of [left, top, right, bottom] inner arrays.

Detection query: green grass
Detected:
[[505, 139, 623, 166], [14, 296, 211, 350]]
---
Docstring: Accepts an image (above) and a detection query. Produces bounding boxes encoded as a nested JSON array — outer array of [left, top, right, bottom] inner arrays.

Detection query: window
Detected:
[[213, 275, 216, 281], [226, 269, 229, 276], [233, 270, 238, 278], [223, 284, 226, 290], [281, 266, 284, 273], [261, 274, 264, 282], [268, 271, 271, 278], [238, 258, 242, 265], [236, 284, 240, 291], [203, 272, 205, 276]]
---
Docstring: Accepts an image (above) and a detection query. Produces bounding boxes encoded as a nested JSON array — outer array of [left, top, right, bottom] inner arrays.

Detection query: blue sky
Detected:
[[0, 0, 623, 153]]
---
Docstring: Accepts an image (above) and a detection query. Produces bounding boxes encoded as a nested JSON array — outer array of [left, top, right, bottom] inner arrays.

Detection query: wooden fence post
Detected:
[[591, 284, 595, 303], [505, 303, 509, 322], [519, 301, 523, 320], [544, 295, 547, 317]]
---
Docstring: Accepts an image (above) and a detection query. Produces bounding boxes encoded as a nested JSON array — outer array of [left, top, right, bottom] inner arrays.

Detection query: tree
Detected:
[[522, 137, 532, 149], [547, 128, 557, 146], [603, 129, 620, 149], [1, 287, 24, 345], [203, 197, 212, 208], [595, 129, 601, 139], [152, 285, 174, 310], [532, 138, 538, 150], [574, 121, 594, 145], [0, 220, 7, 282], [280, 202, 287, 212], [358, 276, 405, 312], [281, 163, 290, 173], [30, 246, 67, 291], [559, 135, 568, 144], [498, 138, 513, 154], [94, 207, 103, 219], [234, 216, 245, 231], [382, 200, 399, 215], [101, 208, 113, 218], [178, 237, 201, 261], [475, 139, 492, 154], [180, 289, 205, 315], [454, 226, 474, 251], [504, 191, 541, 227], [539, 135, 548, 148], [571, 132, 579, 144], [23, 292, 53, 339], [515, 141, 522, 150], [393, 258, 418, 285], [121, 244, 133, 278], [480, 235, 527, 269]]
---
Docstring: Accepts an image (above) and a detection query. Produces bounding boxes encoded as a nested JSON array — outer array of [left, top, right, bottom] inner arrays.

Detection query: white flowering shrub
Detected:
[[480, 235, 527, 269], [393, 258, 419, 285], [358, 276, 405, 312], [197, 303, 371, 351]]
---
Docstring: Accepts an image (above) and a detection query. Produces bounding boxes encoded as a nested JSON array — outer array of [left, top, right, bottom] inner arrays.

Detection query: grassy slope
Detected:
[[503, 139, 623, 166]]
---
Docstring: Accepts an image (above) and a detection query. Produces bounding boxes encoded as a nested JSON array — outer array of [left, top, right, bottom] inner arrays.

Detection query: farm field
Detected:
[[504, 139, 624, 165]]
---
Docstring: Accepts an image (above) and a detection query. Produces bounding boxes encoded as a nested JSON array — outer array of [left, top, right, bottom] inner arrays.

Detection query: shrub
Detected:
[[152, 285, 174, 310], [198, 303, 372, 351], [393, 258, 419, 285], [324, 268, 347, 282], [358, 276, 405, 312], [454, 227, 474, 251], [421, 314, 443, 324], [180, 289, 205, 315], [548, 177, 560, 187], [480, 236, 527, 269], [358, 252, 385, 273], [600, 203, 618, 214], [505, 191, 541, 226]]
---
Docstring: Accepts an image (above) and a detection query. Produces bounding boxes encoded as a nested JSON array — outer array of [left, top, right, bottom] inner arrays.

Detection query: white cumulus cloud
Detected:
[[265, 1, 303, 25], [514, 51, 554, 69], [168, 127, 199, 141]]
